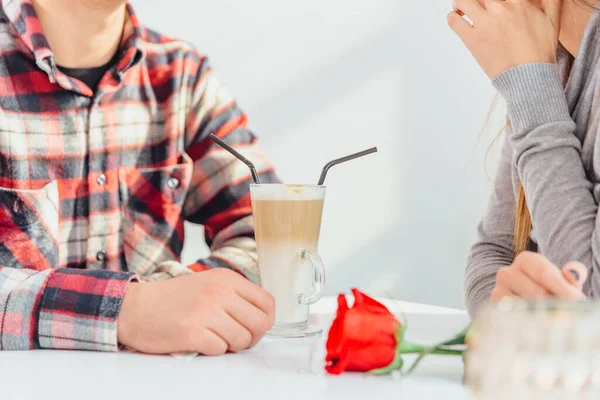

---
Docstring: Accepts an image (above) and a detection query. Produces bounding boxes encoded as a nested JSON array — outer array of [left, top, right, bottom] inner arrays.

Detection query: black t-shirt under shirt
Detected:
[[57, 57, 115, 92]]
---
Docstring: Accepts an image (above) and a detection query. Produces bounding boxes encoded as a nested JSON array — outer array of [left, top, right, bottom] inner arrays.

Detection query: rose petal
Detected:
[[325, 346, 351, 375], [326, 294, 349, 353], [351, 288, 393, 315], [346, 344, 397, 372], [337, 293, 349, 313], [325, 290, 400, 374], [343, 309, 397, 347]]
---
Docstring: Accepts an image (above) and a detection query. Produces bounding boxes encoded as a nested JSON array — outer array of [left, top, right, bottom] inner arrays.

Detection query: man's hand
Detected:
[[117, 269, 275, 355], [447, 0, 561, 79], [491, 252, 587, 301]]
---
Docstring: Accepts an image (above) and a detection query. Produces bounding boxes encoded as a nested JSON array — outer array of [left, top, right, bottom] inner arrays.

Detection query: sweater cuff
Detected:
[[38, 268, 137, 352], [492, 63, 572, 132]]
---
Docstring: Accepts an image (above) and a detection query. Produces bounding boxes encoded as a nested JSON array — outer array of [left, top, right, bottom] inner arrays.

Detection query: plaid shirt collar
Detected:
[[1, 0, 144, 96]]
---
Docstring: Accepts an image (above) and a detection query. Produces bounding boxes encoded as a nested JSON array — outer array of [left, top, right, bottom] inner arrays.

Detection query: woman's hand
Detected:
[[491, 252, 587, 301], [447, 0, 561, 79]]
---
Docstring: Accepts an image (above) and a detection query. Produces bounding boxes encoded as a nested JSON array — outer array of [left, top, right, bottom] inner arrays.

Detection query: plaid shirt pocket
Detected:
[[119, 153, 193, 277], [0, 181, 60, 271]]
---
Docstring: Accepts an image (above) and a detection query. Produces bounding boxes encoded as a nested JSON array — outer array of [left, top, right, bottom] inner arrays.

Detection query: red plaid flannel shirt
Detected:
[[0, 0, 277, 351]]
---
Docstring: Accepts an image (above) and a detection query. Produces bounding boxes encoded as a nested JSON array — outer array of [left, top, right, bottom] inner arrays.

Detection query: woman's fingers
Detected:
[[447, 0, 491, 41], [453, 0, 487, 20], [540, 0, 562, 28], [447, 11, 474, 43], [514, 252, 584, 300], [496, 266, 550, 298], [490, 280, 516, 301], [562, 261, 588, 290], [493, 252, 588, 304]]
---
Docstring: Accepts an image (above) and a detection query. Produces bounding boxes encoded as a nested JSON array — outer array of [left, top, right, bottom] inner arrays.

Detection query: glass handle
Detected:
[[297, 249, 325, 305]]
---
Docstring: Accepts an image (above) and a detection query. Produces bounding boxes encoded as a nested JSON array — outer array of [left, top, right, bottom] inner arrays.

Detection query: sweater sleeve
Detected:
[[492, 63, 599, 295], [465, 132, 517, 317]]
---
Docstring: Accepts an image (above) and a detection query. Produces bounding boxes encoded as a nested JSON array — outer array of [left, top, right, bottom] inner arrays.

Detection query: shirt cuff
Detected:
[[189, 255, 260, 284], [37, 268, 137, 352], [187, 262, 211, 273], [492, 63, 572, 133]]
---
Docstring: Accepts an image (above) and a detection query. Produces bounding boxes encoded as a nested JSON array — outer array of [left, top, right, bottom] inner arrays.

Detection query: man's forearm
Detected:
[[0, 266, 136, 351]]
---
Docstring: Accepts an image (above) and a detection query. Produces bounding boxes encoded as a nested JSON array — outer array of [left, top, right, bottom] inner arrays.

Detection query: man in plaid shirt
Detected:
[[0, 0, 278, 355]]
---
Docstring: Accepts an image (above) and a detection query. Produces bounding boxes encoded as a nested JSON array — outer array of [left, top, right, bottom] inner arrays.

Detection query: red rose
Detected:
[[325, 289, 469, 376], [325, 288, 400, 374]]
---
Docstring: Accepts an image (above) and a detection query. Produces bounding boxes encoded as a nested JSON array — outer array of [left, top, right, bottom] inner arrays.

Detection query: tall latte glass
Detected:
[[250, 184, 326, 338]]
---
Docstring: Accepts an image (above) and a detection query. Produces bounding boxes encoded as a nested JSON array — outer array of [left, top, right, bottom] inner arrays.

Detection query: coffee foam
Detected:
[[250, 185, 325, 201]]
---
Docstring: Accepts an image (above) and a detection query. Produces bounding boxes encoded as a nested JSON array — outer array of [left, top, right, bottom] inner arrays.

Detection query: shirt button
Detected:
[[96, 250, 107, 262], [97, 174, 107, 186], [167, 177, 180, 189]]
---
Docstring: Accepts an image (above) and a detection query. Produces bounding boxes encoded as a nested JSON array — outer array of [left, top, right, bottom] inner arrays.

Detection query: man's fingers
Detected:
[[226, 297, 273, 348], [496, 267, 550, 298], [230, 276, 275, 345], [195, 328, 229, 356], [232, 277, 275, 318], [515, 252, 584, 299], [208, 310, 253, 352]]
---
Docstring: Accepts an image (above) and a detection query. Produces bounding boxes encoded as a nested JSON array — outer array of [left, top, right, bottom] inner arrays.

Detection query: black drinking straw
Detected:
[[318, 147, 378, 185], [209, 133, 261, 184]]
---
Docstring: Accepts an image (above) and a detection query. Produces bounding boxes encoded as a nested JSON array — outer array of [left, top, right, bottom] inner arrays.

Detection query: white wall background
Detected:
[[132, 0, 498, 309]]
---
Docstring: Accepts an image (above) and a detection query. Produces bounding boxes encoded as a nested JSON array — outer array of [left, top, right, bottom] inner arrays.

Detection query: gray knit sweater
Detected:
[[464, 12, 600, 316]]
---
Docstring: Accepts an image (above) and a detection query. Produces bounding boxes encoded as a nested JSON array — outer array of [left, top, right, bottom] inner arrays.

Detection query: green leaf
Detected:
[[369, 354, 404, 375]]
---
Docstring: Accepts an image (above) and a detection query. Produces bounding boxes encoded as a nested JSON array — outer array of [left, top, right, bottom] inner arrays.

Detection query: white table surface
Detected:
[[0, 297, 471, 400]]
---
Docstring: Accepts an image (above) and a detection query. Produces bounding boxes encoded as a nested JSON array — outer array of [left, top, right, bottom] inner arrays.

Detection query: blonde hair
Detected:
[[513, 184, 531, 255], [511, 0, 596, 255]]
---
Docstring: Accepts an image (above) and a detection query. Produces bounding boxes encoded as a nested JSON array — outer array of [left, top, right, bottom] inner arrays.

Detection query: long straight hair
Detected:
[[512, 0, 596, 255]]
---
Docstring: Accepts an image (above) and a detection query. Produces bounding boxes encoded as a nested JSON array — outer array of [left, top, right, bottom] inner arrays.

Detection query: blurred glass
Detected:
[[465, 299, 600, 400]]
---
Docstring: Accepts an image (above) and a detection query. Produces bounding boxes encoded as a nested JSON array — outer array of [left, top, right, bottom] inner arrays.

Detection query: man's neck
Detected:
[[32, 0, 127, 68], [559, 0, 593, 57]]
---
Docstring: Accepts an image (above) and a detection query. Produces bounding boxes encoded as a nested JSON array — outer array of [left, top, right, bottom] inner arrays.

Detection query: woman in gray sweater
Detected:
[[450, 0, 600, 316]]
